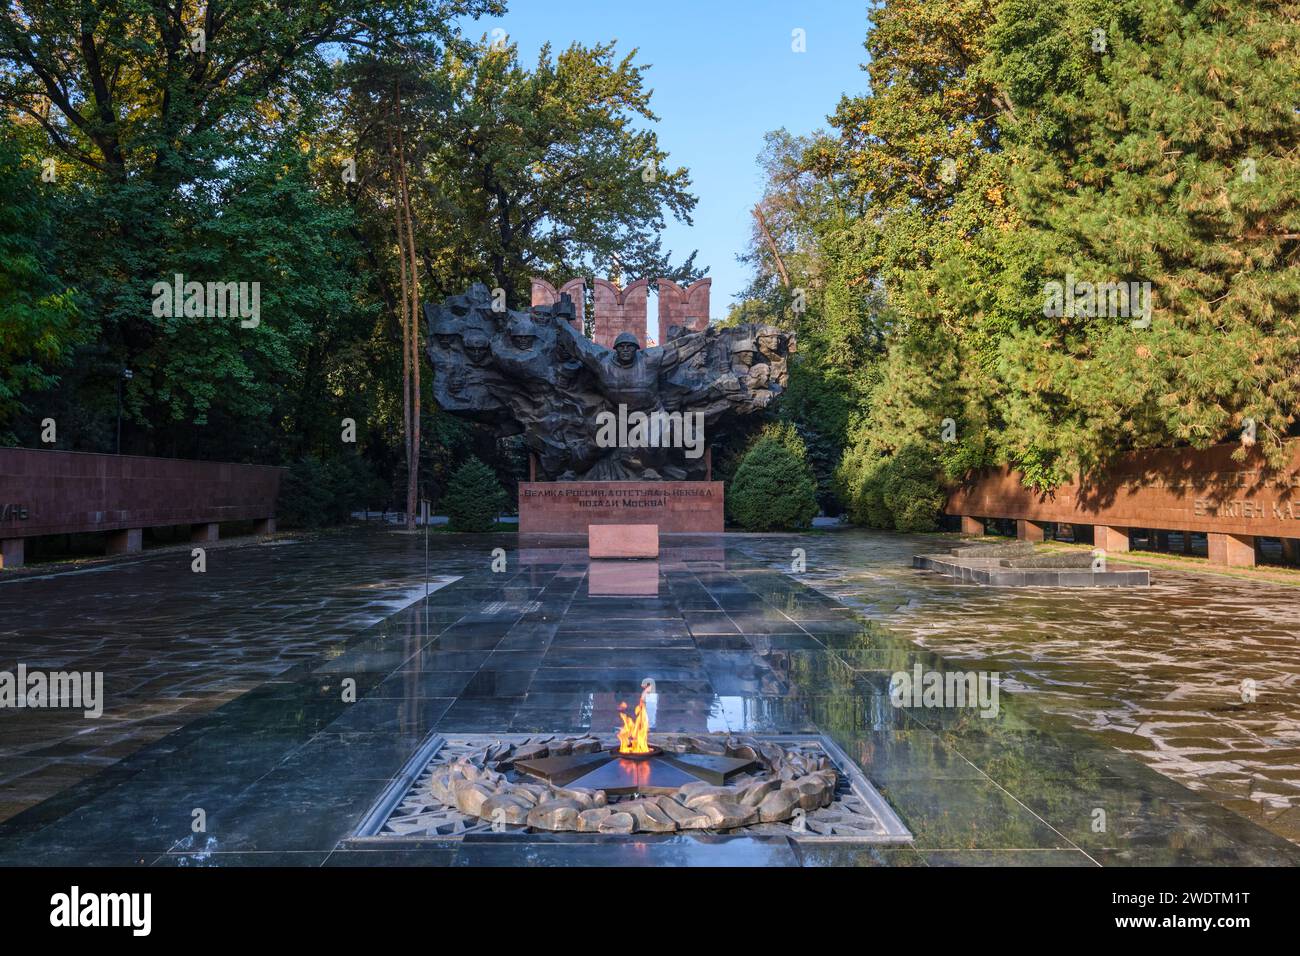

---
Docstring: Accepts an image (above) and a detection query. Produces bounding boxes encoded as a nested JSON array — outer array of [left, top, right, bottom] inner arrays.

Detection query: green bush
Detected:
[[728, 436, 819, 531], [860, 460, 894, 529], [882, 443, 945, 532], [837, 441, 944, 532], [442, 456, 508, 532], [279, 454, 387, 528]]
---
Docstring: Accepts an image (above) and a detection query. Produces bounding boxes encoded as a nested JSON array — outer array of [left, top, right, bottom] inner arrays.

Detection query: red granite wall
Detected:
[[656, 278, 711, 346], [590, 278, 649, 348], [0, 448, 284, 538], [946, 441, 1300, 538]]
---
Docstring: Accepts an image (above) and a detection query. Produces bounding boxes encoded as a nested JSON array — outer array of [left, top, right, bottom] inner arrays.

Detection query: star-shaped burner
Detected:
[[513, 747, 758, 796]]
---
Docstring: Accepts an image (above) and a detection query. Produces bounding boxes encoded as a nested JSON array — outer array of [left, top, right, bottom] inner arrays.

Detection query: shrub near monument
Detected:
[[838, 442, 944, 533], [729, 435, 819, 531], [443, 457, 508, 533]]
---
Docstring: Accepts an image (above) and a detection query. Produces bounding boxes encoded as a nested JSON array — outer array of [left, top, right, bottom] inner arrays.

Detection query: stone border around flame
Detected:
[[436, 733, 836, 833], [354, 733, 913, 842]]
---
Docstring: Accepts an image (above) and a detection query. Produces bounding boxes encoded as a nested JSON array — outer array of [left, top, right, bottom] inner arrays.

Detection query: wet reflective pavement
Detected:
[[738, 529, 1300, 849], [0, 527, 1296, 866]]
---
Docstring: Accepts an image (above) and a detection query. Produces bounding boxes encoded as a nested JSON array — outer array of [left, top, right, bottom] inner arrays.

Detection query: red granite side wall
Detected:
[[945, 440, 1300, 564], [0, 448, 284, 538]]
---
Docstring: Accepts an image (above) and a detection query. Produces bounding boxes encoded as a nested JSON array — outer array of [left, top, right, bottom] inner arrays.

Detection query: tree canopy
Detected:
[[0, 2, 702, 516], [740, 0, 1299, 527]]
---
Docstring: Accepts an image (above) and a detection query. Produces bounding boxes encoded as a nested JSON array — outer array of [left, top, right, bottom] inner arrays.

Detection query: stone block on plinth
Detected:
[[589, 523, 658, 559]]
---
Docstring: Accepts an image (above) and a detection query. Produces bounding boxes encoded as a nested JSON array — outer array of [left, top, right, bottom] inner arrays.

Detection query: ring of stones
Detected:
[[428, 734, 839, 834]]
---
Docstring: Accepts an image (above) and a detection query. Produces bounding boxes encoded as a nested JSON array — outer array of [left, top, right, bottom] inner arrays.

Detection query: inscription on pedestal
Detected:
[[520, 481, 723, 534]]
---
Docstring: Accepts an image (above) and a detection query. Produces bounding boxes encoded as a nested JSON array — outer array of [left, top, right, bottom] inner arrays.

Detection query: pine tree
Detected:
[[991, 0, 1300, 474]]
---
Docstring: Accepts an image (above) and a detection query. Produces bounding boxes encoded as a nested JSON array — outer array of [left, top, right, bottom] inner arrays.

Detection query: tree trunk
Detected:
[[753, 203, 791, 288], [397, 117, 421, 532], [390, 112, 416, 532]]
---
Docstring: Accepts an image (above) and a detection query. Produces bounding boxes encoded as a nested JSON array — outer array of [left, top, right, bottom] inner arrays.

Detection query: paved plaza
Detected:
[[0, 528, 1297, 865], [738, 532, 1300, 846]]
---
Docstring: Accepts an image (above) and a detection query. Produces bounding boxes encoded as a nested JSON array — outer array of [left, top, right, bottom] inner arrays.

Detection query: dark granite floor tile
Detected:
[[794, 843, 928, 867], [452, 833, 800, 867], [524, 677, 715, 696], [322, 847, 458, 866], [692, 635, 752, 651], [747, 633, 827, 650], [165, 771, 384, 853], [157, 850, 331, 866], [434, 697, 525, 731], [1004, 770, 1300, 857], [713, 695, 815, 733], [1092, 845, 1300, 866], [534, 665, 708, 683], [457, 669, 537, 698], [0, 849, 160, 866], [428, 633, 509, 652], [370, 670, 475, 698], [1, 777, 249, 854], [400, 649, 493, 671], [318, 697, 455, 736], [313, 650, 415, 674], [483, 649, 548, 669], [683, 613, 742, 636], [269, 731, 427, 782], [922, 849, 1097, 866], [875, 778, 1072, 850], [540, 647, 701, 669], [508, 712, 594, 733], [839, 730, 990, 784], [496, 623, 559, 647], [552, 632, 696, 648]]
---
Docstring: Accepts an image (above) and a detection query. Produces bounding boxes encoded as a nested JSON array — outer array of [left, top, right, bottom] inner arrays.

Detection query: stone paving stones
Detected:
[[736, 530, 1300, 847], [2, 527, 1298, 864]]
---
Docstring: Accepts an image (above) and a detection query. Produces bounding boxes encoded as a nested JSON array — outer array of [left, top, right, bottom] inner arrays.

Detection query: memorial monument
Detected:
[[424, 280, 795, 532]]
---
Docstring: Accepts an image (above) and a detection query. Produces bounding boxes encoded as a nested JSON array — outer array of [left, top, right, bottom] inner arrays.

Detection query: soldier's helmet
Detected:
[[462, 328, 492, 364], [613, 332, 640, 349]]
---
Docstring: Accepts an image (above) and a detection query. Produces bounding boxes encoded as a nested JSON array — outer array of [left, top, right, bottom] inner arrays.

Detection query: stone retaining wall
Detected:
[[0, 448, 283, 568], [946, 440, 1300, 567]]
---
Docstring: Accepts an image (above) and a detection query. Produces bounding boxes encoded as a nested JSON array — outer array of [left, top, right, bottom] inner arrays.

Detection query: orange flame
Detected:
[[616, 688, 651, 754]]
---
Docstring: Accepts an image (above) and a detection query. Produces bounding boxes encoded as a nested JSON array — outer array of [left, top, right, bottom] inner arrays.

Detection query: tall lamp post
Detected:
[[116, 367, 133, 454]]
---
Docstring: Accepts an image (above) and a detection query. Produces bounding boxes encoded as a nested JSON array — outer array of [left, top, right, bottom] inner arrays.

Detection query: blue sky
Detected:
[[460, 0, 871, 323]]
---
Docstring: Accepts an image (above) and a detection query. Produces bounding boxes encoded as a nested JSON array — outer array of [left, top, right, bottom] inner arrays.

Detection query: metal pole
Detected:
[[116, 368, 132, 454]]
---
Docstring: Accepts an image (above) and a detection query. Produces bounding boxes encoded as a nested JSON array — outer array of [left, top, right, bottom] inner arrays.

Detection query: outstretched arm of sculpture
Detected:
[[554, 312, 608, 372], [654, 325, 715, 370]]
